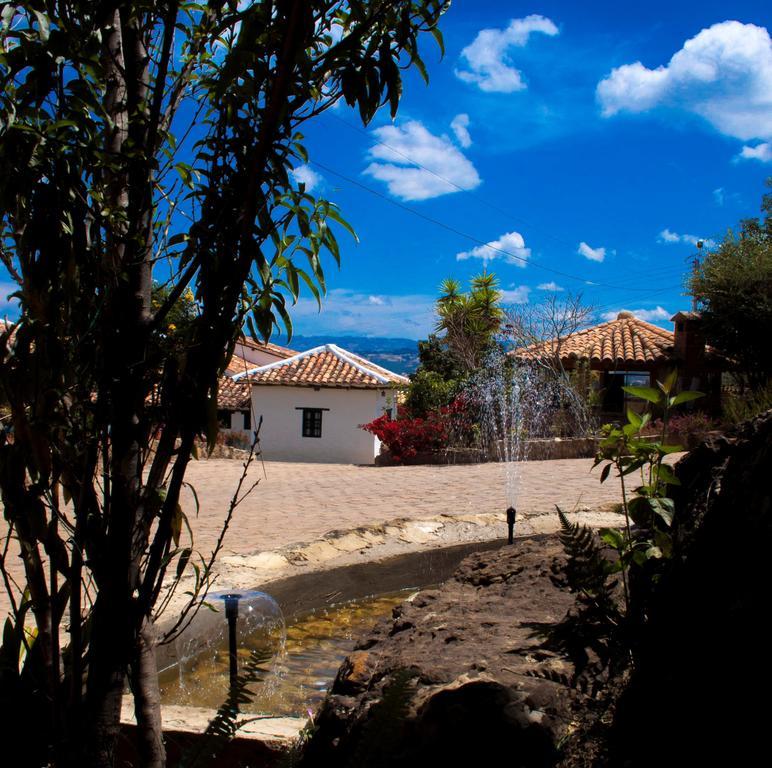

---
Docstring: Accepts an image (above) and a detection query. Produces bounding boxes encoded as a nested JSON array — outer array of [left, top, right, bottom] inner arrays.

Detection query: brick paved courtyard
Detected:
[[2, 457, 628, 618], [180, 456, 622, 558]]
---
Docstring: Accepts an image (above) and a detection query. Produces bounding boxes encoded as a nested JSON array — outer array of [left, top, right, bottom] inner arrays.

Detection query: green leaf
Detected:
[[655, 463, 681, 488], [176, 548, 192, 579], [649, 497, 675, 527], [430, 26, 445, 57], [325, 206, 358, 242], [171, 504, 183, 547], [670, 390, 705, 407], [659, 369, 679, 395], [599, 527, 625, 550], [32, 10, 50, 42], [599, 462, 611, 484], [622, 385, 662, 404], [626, 408, 642, 429], [645, 545, 663, 560], [167, 232, 189, 247]]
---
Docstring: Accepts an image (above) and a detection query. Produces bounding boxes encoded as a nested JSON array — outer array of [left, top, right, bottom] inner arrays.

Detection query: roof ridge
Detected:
[[231, 344, 331, 380], [232, 343, 409, 387], [326, 344, 393, 384]]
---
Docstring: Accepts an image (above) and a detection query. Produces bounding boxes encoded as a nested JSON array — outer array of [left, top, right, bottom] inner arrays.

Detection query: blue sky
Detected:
[[287, 1, 771, 338], [3, 2, 770, 340]]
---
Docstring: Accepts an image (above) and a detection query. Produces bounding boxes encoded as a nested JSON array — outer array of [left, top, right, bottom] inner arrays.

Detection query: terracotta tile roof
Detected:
[[225, 353, 257, 377], [224, 337, 298, 376], [512, 311, 675, 366], [232, 344, 410, 389], [218, 376, 251, 409]]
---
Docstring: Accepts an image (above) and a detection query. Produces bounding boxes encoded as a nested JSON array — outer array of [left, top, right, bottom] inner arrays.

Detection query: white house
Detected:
[[232, 344, 409, 464], [218, 337, 298, 434]]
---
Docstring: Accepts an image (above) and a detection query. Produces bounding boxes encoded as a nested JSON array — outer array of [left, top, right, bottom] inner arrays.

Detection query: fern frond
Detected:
[[346, 667, 416, 768], [177, 647, 272, 768], [556, 506, 610, 597]]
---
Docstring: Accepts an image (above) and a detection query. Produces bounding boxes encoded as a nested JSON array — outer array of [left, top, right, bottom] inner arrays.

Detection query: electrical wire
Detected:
[[310, 157, 683, 294]]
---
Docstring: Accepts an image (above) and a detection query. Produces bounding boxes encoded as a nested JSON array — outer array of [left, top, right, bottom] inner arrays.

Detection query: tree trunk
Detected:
[[130, 619, 166, 768], [83, 597, 129, 768]]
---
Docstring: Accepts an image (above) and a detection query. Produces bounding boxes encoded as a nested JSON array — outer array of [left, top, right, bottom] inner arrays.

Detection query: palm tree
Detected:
[[435, 273, 503, 371]]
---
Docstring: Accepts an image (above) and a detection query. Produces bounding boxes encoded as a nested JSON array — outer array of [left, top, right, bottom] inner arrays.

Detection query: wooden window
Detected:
[[217, 409, 232, 429], [301, 408, 323, 438], [240, 410, 251, 430]]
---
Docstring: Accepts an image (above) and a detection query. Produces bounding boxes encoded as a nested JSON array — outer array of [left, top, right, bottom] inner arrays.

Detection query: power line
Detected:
[[323, 112, 687, 283], [310, 157, 681, 293]]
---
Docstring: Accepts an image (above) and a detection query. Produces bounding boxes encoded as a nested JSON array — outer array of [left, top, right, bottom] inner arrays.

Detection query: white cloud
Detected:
[[601, 306, 671, 323], [501, 285, 531, 305], [713, 187, 725, 206], [456, 14, 559, 93], [0, 282, 18, 310], [456, 231, 531, 267], [737, 142, 772, 162], [292, 288, 437, 338], [577, 242, 606, 262], [597, 21, 772, 141], [364, 120, 481, 201], [450, 113, 472, 148], [658, 229, 716, 248], [537, 281, 564, 291], [291, 164, 322, 192]]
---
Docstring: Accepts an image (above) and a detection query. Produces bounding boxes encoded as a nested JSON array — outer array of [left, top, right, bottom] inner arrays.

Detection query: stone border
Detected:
[[375, 437, 601, 465]]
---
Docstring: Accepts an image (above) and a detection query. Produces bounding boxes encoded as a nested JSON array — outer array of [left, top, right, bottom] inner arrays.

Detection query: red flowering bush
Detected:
[[361, 409, 448, 462]]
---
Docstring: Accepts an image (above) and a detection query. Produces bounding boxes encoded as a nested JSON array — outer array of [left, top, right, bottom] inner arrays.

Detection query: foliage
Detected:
[[549, 508, 625, 677], [403, 368, 460, 417], [404, 275, 503, 420], [0, 2, 447, 766], [722, 379, 772, 424], [177, 647, 272, 768], [435, 273, 503, 372], [552, 370, 704, 672], [151, 280, 199, 359], [416, 333, 464, 381], [345, 668, 416, 768], [362, 409, 449, 462], [649, 411, 717, 446], [688, 179, 772, 391]]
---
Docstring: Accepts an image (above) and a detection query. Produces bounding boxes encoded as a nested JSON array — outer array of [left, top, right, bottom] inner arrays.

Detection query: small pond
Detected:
[[158, 590, 413, 717]]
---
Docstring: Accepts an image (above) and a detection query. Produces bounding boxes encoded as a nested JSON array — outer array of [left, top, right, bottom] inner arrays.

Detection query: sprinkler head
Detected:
[[222, 593, 242, 621], [506, 507, 516, 525]]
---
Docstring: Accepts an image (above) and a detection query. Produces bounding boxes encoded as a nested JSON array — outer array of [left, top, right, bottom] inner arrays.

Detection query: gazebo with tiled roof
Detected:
[[512, 311, 722, 414]]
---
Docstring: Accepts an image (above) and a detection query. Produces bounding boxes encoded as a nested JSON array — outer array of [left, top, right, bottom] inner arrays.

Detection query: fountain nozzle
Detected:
[[506, 507, 517, 544], [222, 593, 242, 685]]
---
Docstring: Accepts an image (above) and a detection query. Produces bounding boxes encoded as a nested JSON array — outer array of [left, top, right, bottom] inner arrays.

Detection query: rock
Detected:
[[336, 651, 378, 695], [297, 535, 577, 768]]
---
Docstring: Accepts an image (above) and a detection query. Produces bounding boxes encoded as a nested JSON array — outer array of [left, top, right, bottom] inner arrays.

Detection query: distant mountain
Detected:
[[274, 335, 420, 375]]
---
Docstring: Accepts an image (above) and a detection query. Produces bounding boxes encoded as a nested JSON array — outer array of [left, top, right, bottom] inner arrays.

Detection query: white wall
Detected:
[[250, 385, 396, 464], [233, 341, 286, 367], [221, 409, 251, 434]]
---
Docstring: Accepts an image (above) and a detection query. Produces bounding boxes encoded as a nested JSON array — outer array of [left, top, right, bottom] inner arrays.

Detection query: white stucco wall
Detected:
[[250, 385, 397, 464], [233, 341, 287, 367]]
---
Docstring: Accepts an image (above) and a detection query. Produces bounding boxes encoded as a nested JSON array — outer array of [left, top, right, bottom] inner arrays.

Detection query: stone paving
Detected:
[[2, 457, 628, 619], [179, 456, 622, 559]]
